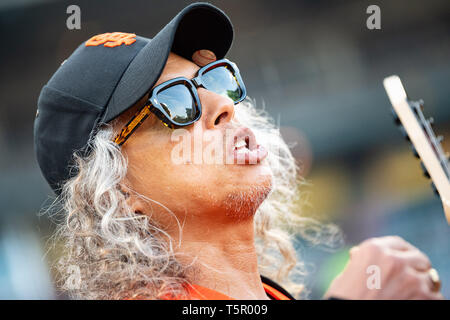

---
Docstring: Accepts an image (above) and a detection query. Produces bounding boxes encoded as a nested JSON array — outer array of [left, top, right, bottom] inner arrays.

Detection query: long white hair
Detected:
[[49, 97, 341, 299]]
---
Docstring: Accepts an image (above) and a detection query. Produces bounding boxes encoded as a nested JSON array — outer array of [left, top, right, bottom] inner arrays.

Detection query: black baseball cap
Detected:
[[34, 2, 234, 194]]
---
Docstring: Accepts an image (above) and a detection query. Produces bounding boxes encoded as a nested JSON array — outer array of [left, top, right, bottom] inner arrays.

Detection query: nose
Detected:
[[197, 87, 235, 129]]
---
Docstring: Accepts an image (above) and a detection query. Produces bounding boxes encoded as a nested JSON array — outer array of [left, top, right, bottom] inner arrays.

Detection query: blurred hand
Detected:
[[324, 236, 444, 300]]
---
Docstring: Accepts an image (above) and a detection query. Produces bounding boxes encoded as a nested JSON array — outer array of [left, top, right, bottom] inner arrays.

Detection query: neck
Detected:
[[172, 214, 269, 300]]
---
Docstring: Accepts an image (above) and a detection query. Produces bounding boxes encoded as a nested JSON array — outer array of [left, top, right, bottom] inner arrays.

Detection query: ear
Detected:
[[119, 183, 147, 215], [191, 49, 217, 66]]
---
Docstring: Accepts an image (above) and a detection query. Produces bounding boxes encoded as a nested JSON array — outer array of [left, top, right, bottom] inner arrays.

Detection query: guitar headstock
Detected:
[[383, 75, 450, 224]]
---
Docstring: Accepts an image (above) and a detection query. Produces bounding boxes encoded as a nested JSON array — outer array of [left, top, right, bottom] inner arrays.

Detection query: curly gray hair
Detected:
[[48, 98, 341, 299]]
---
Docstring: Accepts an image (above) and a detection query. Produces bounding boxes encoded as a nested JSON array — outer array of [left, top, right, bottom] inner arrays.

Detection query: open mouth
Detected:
[[234, 136, 249, 151], [230, 127, 268, 164]]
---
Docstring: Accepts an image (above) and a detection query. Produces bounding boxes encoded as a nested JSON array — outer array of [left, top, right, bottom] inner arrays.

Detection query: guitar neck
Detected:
[[383, 75, 450, 224], [409, 100, 450, 178]]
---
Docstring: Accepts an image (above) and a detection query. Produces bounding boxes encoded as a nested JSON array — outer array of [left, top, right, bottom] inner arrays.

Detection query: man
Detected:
[[34, 3, 443, 300]]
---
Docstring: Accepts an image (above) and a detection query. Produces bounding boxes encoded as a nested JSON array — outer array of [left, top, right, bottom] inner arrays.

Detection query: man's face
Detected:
[[120, 52, 272, 225]]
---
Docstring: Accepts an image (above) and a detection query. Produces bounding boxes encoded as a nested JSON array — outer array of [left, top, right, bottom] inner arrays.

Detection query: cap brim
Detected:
[[102, 2, 234, 123]]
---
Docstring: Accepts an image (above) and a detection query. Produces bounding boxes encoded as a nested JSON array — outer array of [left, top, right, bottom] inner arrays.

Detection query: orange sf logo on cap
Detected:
[[85, 32, 136, 48]]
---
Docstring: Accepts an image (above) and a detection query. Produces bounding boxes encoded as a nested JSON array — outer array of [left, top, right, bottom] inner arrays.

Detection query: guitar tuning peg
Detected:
[[399, 126, 410, 142], [411, 145, 419, 158], [411, 99, 424, 111], [437, 135, 444, 144], [430, 182, 440, 197], [418, 99, 425, 110], [390, 108, 400, 126], [420, 162, 430, 179], [428, 117, 434, 125]]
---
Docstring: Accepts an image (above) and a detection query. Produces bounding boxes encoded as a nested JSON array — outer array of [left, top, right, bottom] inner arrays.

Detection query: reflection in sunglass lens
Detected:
[[157, 84, 197, 124], [201, 66, 242, 102]]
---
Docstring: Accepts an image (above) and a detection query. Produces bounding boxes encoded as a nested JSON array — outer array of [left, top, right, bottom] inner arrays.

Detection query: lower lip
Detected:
[[233, 144, 268, 164]]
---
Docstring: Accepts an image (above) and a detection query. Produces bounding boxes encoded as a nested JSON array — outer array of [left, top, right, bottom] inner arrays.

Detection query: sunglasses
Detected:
[[114, 58, 246, 146]]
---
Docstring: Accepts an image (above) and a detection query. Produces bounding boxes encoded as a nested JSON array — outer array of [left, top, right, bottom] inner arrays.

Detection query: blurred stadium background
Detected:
[[0, 0, 449, 299]]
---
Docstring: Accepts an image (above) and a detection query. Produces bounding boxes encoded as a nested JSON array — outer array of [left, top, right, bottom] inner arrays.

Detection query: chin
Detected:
[[223, 167, 273, 220]]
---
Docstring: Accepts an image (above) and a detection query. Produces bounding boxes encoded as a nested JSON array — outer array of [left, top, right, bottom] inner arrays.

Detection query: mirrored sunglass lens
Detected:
[[157, 84, 197, 124], [201, 66, 243, 102]]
